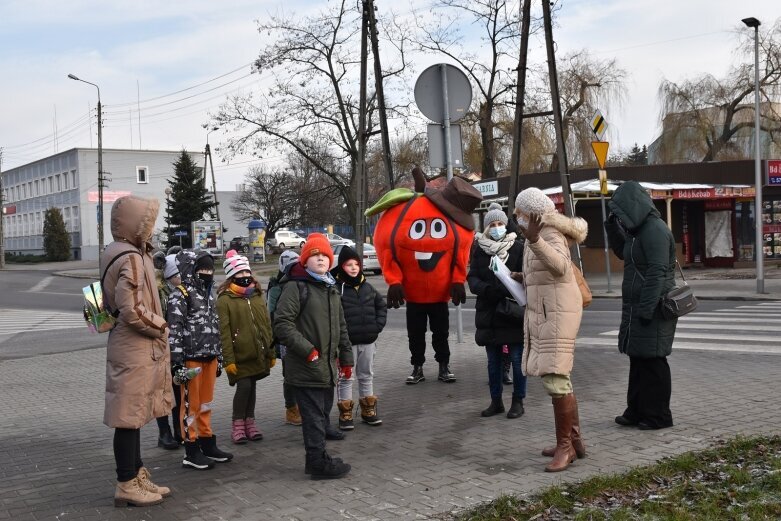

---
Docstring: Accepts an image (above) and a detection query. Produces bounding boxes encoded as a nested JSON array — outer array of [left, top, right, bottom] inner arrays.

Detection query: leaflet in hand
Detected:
[[489, 255, 526, 306]]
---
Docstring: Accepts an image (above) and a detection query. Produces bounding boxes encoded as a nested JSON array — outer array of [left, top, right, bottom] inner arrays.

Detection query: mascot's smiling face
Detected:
[[394, 197, 456, 273]]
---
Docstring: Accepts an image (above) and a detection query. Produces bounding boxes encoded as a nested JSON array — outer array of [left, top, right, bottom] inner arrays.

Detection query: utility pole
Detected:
[[366, 0, 394, 188], [507, 1, 580, 266], [507, 0, 532, 208], [354, 0, 370, 259], [0, 147, 5, 269]]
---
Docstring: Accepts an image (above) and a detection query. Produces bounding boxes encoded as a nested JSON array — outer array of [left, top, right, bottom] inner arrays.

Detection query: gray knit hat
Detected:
[[515, 187, 555, 215], [483, 202, 508, 230]]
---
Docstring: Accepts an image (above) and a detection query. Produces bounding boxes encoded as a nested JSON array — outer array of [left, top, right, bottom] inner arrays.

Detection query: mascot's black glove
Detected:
[[450, 283, 466, 306], [387, 284, 406, 309]]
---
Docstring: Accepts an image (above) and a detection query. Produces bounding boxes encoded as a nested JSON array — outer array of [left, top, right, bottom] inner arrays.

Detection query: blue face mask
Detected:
[[489, 226, 506, 240]]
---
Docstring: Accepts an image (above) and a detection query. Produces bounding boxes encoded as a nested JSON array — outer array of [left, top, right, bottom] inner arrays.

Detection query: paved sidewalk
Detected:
[[1, 328, 780, 520]]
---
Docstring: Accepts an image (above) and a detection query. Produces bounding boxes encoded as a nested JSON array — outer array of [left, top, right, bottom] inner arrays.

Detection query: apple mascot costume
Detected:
[[367, 167, 482, 384]]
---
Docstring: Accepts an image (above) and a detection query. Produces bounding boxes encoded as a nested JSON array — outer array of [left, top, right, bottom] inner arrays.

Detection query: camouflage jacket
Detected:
[[168, 250, 222, 366]]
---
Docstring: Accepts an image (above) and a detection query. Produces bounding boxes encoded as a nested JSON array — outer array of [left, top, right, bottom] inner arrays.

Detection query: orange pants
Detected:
[[179, 358, 218, 442]]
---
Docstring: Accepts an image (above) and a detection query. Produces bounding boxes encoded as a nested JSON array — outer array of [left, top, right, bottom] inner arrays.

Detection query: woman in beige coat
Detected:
[[514, 187, 587, 473], [100, 195, 172, 507]]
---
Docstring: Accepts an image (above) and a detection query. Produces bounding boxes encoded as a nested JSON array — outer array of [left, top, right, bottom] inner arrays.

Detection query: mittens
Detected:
[[307, 349, 320, 363]]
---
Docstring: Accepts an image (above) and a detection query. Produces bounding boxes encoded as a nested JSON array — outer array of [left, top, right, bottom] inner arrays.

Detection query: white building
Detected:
[[2, 148, 207, 260]]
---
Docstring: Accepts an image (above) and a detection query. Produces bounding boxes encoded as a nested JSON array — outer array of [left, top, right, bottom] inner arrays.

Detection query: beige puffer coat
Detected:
[[100, 196, 172, 429], [522, 212, 588, 377]]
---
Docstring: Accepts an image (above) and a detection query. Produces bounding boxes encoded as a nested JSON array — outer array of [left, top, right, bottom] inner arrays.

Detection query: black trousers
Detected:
[[623, 356, 673, 428], [113, 428, 142, 482], [406, 302, 450, 366], [292, 386, 334, 464], [282, 359, 296, 408], [155, 382, 181, 435], [232, 377, 257, 420]]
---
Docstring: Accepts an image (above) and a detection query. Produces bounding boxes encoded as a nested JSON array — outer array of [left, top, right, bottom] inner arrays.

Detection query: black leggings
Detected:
[[232, 377, 257, 420], [113, 428, 142, 482]]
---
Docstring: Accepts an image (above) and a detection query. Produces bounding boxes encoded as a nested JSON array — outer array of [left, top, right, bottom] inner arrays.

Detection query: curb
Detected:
[[53, 271, 97, 280]]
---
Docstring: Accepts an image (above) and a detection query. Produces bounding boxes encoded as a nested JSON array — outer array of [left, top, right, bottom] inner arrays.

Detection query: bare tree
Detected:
[[657, 21, 781, 162], [549, 50, 627, 170], [214, 0, 409, 232], [414, 0, 534, 178], [231, 167, 300, 235]]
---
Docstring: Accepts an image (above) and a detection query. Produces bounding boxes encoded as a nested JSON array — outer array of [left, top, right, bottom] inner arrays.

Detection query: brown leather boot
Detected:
[[541, 393, 586, 458], [359, 396, 382, 426], [544, 394, 577, 472], [114, 477, 163, 507], [136, 467, 171, 498], [285, 405, 302, 426], [337, 400, 355, 430]]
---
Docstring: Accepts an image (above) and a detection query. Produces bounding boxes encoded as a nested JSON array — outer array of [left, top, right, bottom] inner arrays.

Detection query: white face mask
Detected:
[[517, 216, 529, 230], [489, 226, 506, 240]]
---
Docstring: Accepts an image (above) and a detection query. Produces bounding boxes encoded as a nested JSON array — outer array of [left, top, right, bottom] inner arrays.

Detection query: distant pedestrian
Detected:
[[515, 188, 588, 472], [273, 233, 354, 479], [152, 252, 183, 449], [605, 181, 677, 431], [100, 195, 172, 507], [168, 250, 233, 470], [467, 203, 527, 419], [331, 246, 388, 430], [217, 250, 275, 445], [266, 250, 303, 426]]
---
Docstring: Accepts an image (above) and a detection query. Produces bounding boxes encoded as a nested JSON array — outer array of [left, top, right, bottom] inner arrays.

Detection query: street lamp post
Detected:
[[68, 73, 104, 269], [742, 17, 764, 294], [164, 187, 172, 249]]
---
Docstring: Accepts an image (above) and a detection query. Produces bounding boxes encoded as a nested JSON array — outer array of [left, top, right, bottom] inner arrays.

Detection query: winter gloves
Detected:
[[225, 363, 238, 376], [387, 284, 406, 309], [450, 283, 466, 305], [340, 365, 353, 380], [307, 349, 320, 363]]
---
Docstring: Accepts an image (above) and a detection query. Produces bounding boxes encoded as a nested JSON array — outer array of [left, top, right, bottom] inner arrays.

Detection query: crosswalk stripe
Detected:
[[0, 308, 84, 336], [679, 316, 781, 323], [600, 329, 778, 343], [677, 323, 781, 332], [578, 336, 781, 355]]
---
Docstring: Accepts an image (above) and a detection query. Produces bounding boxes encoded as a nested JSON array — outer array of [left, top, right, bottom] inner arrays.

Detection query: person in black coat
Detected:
[[467, 203, 527, 419], [331, 246, 388, 430]]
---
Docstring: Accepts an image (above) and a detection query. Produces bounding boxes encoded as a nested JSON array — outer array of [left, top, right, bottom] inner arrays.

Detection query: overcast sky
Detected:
[[0, 0, 778, 190]]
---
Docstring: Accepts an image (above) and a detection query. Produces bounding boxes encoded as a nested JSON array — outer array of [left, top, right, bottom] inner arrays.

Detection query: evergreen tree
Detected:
[[626, 143, 648, 166], [43, 208, 71, 261], [165, 149, 216, 248]]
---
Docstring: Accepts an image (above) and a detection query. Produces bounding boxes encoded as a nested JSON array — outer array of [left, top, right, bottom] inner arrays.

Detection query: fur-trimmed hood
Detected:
[[541, 212, 588, 244], [110, 196, 160, 248]]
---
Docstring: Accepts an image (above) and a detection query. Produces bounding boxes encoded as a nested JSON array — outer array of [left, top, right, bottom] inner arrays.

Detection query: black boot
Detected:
[[182, 441, 215, 470], [325, 427, 345, 440], [307, 451, 351, 480], [438, 363, 456, 383], [506, 396, 525, 419], [305, 454, 345, 475], [157, 424, 179, 450], [199, 435, 233, 463], [406, 365, 425, 385], [481, 397, 505, 417]]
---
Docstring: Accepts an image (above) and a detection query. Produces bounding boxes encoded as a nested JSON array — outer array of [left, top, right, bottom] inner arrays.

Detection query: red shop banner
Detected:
[[673, 186, 756, 200], [704, 199, 733, 211]]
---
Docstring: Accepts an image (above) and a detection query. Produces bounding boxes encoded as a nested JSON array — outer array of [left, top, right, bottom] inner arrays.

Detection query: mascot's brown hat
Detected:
[[413, 167, 482, 231]]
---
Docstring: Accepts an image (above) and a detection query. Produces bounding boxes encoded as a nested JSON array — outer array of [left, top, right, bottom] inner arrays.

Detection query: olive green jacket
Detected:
[[272, 266, 353, 388], [217, 289, 275, 385]]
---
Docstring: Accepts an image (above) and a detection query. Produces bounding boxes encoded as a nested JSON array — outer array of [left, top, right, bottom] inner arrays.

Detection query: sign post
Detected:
[[590, 135, 612, 292]]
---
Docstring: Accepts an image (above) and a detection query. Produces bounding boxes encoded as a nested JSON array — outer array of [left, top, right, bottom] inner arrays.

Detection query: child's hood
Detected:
[[175, 250, 213, 286]]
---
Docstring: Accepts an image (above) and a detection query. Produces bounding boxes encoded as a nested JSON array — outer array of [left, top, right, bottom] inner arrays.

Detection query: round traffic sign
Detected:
[[414, 63, 472, 124]]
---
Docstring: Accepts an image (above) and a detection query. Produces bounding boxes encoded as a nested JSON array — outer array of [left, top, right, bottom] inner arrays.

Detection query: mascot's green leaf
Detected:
[[364, 188, 416, 217]]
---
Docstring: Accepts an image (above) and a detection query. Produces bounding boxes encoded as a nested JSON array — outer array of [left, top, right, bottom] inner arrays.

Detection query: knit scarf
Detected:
[[229, 283, 256, 297], [477, 232, 517, 263], [306, 269, 336, 287]]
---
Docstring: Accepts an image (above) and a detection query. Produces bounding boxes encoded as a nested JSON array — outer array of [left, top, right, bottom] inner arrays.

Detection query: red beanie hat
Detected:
[[299, 233, 334, 267]]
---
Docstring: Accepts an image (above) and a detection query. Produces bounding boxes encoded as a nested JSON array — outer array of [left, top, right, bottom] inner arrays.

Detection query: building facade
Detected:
[[2, 148, 205, 261]]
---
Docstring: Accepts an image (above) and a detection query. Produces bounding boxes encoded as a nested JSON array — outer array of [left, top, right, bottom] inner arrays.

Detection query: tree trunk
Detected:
[[479, 101, 497, 178]]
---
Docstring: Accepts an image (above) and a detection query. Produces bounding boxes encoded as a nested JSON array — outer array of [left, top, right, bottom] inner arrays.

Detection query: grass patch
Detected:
[[457, 435, 781, 521]]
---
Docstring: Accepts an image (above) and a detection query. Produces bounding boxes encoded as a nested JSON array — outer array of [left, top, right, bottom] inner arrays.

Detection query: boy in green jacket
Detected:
[[273, 233, 354, 480]]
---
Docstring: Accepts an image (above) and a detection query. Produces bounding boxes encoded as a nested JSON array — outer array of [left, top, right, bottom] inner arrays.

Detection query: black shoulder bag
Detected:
[[660, 261, 698, 319]]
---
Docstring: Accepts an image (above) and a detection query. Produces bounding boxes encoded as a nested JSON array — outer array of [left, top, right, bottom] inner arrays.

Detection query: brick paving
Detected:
[[1, 326, 781, 520]]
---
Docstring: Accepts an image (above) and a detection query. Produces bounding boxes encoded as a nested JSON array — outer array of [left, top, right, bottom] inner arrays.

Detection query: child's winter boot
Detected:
[[182, 441, 215, 470], [231, 419, 248, 444], [244, 418, 264, 441], [337, 400, 355, 430], [199, 435, 234, 463], [359, 396, 382, 425], [285, 405, 302, 426]]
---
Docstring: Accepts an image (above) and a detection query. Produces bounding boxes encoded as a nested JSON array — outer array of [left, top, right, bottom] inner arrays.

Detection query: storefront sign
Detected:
[[87, 190, 131, 203], [704, 199, 733, 211], [763, 224, 781, 234], [2, 205, 16, 215], [473, 181, 498, 196], [768, 160, 781, 186], [673, 187, 755, 200]]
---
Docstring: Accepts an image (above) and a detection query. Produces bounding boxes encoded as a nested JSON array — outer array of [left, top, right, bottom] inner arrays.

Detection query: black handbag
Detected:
[[495, 297, 524, 321], [660, 261, 698, 319]]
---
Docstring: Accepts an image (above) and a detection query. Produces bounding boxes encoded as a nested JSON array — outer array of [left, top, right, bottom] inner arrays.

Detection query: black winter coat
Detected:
[[467, 238, 525, 346], [336, 276, 388, 345], [606, 181, 677, 359]]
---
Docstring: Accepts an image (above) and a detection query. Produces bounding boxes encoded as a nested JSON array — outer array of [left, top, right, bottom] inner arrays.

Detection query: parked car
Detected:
[[229, 236, 249, 253], [267, 230, 306, 253], [332, 243, 381, 275], [326, 233, 355, 248]]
